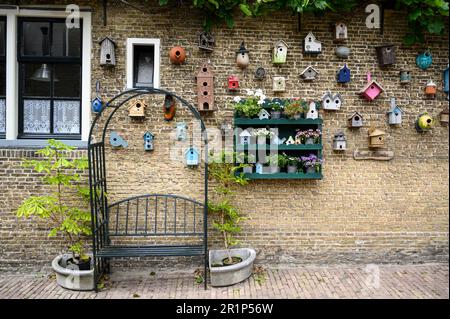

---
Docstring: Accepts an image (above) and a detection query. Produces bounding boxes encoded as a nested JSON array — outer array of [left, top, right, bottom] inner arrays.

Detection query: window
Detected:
[[0, 17, 6, 138], [126, 38, 160, 89], [18, 18, 82, 139]]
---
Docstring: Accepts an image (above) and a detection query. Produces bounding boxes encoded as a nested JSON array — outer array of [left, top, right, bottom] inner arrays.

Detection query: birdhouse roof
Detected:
[[143, 131, 154, 138], [300, 66, 319, 76], [369, 128, 385, 137], [239, 129, 252, 137], [440, 106, 449, 114], [388, 105, 403, 113], [128, 100, 147, 110], [334, 132, 346, 140], [305, 32, 321, 43], [185, 147, 199, 155], [335, 21, 347, 27], [359, 79, 384, 93], [99, 37, 116, 46], [259, 109, 270, 115], [228, 75, 239, 81], [339, 64, 349, 71], [348, 111, 363, 120], [274, 40, 288, 48]]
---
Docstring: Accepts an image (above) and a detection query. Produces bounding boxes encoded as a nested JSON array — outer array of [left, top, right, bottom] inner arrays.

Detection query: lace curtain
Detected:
[[0, 99, 5, 133], [53, 100, 80, 134], [23, 99, 50, 133]]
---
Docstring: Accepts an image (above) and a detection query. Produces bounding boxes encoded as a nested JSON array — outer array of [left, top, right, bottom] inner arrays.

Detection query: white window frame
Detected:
[[0, 7, 91, 146], [126, 38, 160, 89]]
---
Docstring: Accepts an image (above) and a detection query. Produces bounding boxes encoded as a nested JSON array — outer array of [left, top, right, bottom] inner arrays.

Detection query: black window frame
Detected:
[[17, 17, 82, 140], [0, 16, 6, 139]]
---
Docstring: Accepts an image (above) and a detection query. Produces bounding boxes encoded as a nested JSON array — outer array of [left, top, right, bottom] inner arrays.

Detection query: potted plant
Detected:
[[305, 128, 322, 144], [284, 153, 299, 173], [237, 152, 255, 174], [301, 154, 323, 174], [268, 100, 283, 119], [232, 89, 265, 118], [295, 129, 306, 144], [283, 100, 303, 119], [252, 127, 275, 144], [208, 152, 256, 287], [264, 153, 287, 174], [16, 140, 93, 291]]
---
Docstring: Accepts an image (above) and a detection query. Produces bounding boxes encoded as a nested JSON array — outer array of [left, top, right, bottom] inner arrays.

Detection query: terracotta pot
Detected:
[[169, 46, 186, 64], [163, 95, 176, 121]]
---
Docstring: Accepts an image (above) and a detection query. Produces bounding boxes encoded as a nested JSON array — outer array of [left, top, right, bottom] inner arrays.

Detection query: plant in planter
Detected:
[[236, 152, 256, 174], [284, 153, 300, 173], [300, 153, 323, 174], [264, 153, 287, 173], [304, 128, 322, 144], [16, 140, 93, 290], [251, 127, 275, 144], [207, 151, 256, 286], [284, 99, 307, 119], [268, 100, 284, 119], [232, 89, 265, 118]]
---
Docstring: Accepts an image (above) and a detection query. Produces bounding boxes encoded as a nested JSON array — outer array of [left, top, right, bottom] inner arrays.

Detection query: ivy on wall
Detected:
[[156, 0, 448, 45]]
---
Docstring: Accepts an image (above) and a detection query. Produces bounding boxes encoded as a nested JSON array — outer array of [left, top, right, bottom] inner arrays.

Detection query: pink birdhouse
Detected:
[[359, 72, 384, 101]]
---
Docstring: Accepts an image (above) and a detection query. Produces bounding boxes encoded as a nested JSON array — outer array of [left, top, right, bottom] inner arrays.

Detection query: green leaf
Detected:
[[225, 15, 235, 28], [159, 0, 169, 5], [409, 8, 422, 20], [427, 19, 444, 34], [239, 3, 252, 16]]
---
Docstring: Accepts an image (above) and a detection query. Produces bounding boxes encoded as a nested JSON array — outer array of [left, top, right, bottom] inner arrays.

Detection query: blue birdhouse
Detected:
[[143, 131, 155, 151], [185, 147, 199, 167], [337, 64, 351, 83], [443, 65, 449, 97], [416, 51, 432, 70], [110, 131, 128, 148], [92, 97, 103, 113]]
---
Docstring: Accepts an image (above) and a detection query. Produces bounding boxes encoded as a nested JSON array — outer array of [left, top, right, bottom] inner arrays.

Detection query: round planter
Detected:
[[169, 46, 186, 65], [271, 111, 281, 119], [52, 254, 95, 291], [336, 46, 350, 58], [305, 137, 315, 145], [287, 165, 297, 173], [209, 248, 256, 287]]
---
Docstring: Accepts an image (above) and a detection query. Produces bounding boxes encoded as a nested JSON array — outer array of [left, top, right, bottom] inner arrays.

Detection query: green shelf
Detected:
[[243, 172, 323, 180], [236, 144, 322, 151], [234, 118, 323, 126]]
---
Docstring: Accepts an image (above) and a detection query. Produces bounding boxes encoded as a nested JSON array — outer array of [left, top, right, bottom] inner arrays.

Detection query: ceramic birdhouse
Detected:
[[425, 79, 437, 98], [322, 91, 342, 111], [169, 46, 186, 65], [400, 70, 411, 84], [285, 136, 295, 145], [92, 97, 103, 113], [236, 42, 249, 69], [163, 94, 176, 121], [337, 64, 351, 83], [415, 112, 434, 132], [306, 102, 318, 119], [128, 99, 147, 118], [333, 132, 347, 151], [439, 106, 449, 125], [176, 122, 188, 141], [359, 72, 384, 101], [300, 66, 319, 81], [368, 128, 385, 148], [336, 46, 350, 59], [255, 162, 264, 174], [255, 67, 266, 80], [228, 75, 239, 91], [416, 51, 432, 70], [99, 37, 116, 66], [110, 131, 128, 148], [196, 62, 215, 111], [273, 77, 286, 92], [239, 129, 252, 145], [273, 40, 288, 64], [258, 109, 271, 120], [143, 131, 155, 151], [387, 97, 403, 125], [375, 44, 396, 66], [304, 32, 322, 54], [335, 22, 348, 41], [443, 65, 449, 98], [348, 112, 364, 128], [198, 31, 215, 51], [185, 147, 199, 167]]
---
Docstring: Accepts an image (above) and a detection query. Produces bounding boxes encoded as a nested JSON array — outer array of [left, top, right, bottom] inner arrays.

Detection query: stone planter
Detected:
[[306, 166, 316, 174], [209, 248, 256, 287], [243, 166, 253, 174], [270, 111, 281, 119], [287, 165, 297, 173], [52, 254, 95, 291], [305, 137, 315, 145]]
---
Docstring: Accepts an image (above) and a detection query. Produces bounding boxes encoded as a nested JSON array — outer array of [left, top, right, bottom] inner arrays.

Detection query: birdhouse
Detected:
[[375, 44, 396, 66], [196, 62, 215, 111], [439, 107, 449, 125], [443, 65, 449, 97], [425, 79, 437, 98], [110, 131, 128, 148], [169, 46, 186, 65], [337, 64, 351, 83], [228, 75, 239, 91], [92, 97, 103, 113], [387, 97, 403, 125], [255, 67, 266, 80], [348, 112, 364, 128], [359, 72, 384, 101], [143, 131, 155, 151], [368, 128, 385, 148], [303, 32, 322, 54], [272, 40, 288, 64], [322, 91, 342, 111], [255, 162, 264, 174], [176, 122, 188, 141], [99, 37, 116, 66], [185, 147, 200, 167], [273, 77, 286, 92], [239, 129, 252, 145], [333, 132, 347, 151], [400, 70, 411, 84], [163, 94, 176, 121], [236, 42, 249, 69], [272, 135, 286, 145], [198, 31, 215, 51], [416, 51, 432, 70], [128, 99, 147, 118], [258, 109, 271, 120], [300, 66, 319, 81], [285, 136, 295, 145], [306, 102, 318, 119], [415, 112, 434, 132], [335, 22, 348, 41], [336, 46, 350, 59]]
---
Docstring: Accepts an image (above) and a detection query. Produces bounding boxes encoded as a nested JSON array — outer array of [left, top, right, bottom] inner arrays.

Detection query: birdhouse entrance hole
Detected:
[[355, 116, 360, 121], [203, 67, 207, 72], [203, 102, 209, 109], [203, 82, 207, 86]]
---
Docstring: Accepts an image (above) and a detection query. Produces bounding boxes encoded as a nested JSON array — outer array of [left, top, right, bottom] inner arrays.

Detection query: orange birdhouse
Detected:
[[163, 94, 176, 121], [425, 79, 437, 97]]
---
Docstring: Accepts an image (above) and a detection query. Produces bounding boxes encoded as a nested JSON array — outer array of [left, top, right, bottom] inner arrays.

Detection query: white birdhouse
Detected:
[[387, 97, 403, 125], [348, 111, 364, 128], [258, 109, 271, 120], [306, 102, 318, 119], [239, 129, 252, 145], [322, 91, 342, 111], [272, 40, 288, 64], [285, 136, 295, 145], [333, 132, 347, 151], [300, 66, 319, 81], [255, 162, 264, 174], [273, 77, 286, 92], [99, 37, 116, 66], [304, 32, 322, 54], [335, 22, 348, 41]]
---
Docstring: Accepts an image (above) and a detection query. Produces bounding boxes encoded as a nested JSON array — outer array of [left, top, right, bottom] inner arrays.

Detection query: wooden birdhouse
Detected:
[[443, 65, 449, 98], [258, 109, 271, 120], [143, 131, 155, 151], [285, 136, 295, 145], [110, 131, 128, 148], [368, 128, 385, 148], [348, 112, 364, 128], [400, 70, 411, 84], [273, 40, 288, 64], [375, 44, 396, 66], [236, 42, 249, 69], [335, 22, 348, 41], [337, 64, 351, 83], [387, 97, 403, 125], [176, 122, 187, 141], [185, 147, 200, 167], [440, 106, 449, 125], [359, 72, 384, 101], [322, 91, 342, 111], [273, 77, 286, 92], [228, 75, 239, 91], [425, 79, 437, 98], [304, 32, 322, 54], [239, 129, 252, 145], [99, 37, 116, 66], [198, 31, 215, 51], [196, 62, 215, 111], [300, 66, 319, 81], [333, 132, 347, 151], [128, 99, 147, 118], [306, 102, 318, 119]]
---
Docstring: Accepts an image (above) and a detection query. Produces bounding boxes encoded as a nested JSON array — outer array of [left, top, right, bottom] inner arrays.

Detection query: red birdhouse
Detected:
[[228, 75, 239, 91]]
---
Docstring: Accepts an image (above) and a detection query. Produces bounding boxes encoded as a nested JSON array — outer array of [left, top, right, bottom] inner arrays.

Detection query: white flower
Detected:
[[257, 99, 265, 105], [233, 96, 241, 103], [246, 89, 254, 96], [254, 89, 263, 97]]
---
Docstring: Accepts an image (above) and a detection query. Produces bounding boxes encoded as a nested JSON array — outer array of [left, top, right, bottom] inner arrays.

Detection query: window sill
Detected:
[[0, 139, 87, 149]]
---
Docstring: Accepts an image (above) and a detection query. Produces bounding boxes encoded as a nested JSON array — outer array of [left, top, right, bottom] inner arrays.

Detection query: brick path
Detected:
[[0, 263, 448, 299]]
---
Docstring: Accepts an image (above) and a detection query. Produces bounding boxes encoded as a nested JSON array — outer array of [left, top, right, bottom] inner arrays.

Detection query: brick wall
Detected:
[[0, 1, 448, 272]]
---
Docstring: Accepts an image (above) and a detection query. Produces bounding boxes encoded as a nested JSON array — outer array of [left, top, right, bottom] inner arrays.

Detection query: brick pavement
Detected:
[[0, 263, 448, 299]]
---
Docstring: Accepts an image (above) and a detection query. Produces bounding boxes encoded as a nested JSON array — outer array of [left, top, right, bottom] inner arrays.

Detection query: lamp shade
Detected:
[[31, 64, 58, 82]]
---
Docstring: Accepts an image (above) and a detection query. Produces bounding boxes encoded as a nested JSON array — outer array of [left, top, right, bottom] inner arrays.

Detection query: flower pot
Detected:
[[209, 248, 256, 287], [287, 165, 297, 173], [306, 167, 316, 174], [292, 114, 302, 120], [243, 166, 253, 174], [305, 137, 315, 145], [52, 254, 95, 291], [271, 111, 281, 119]]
